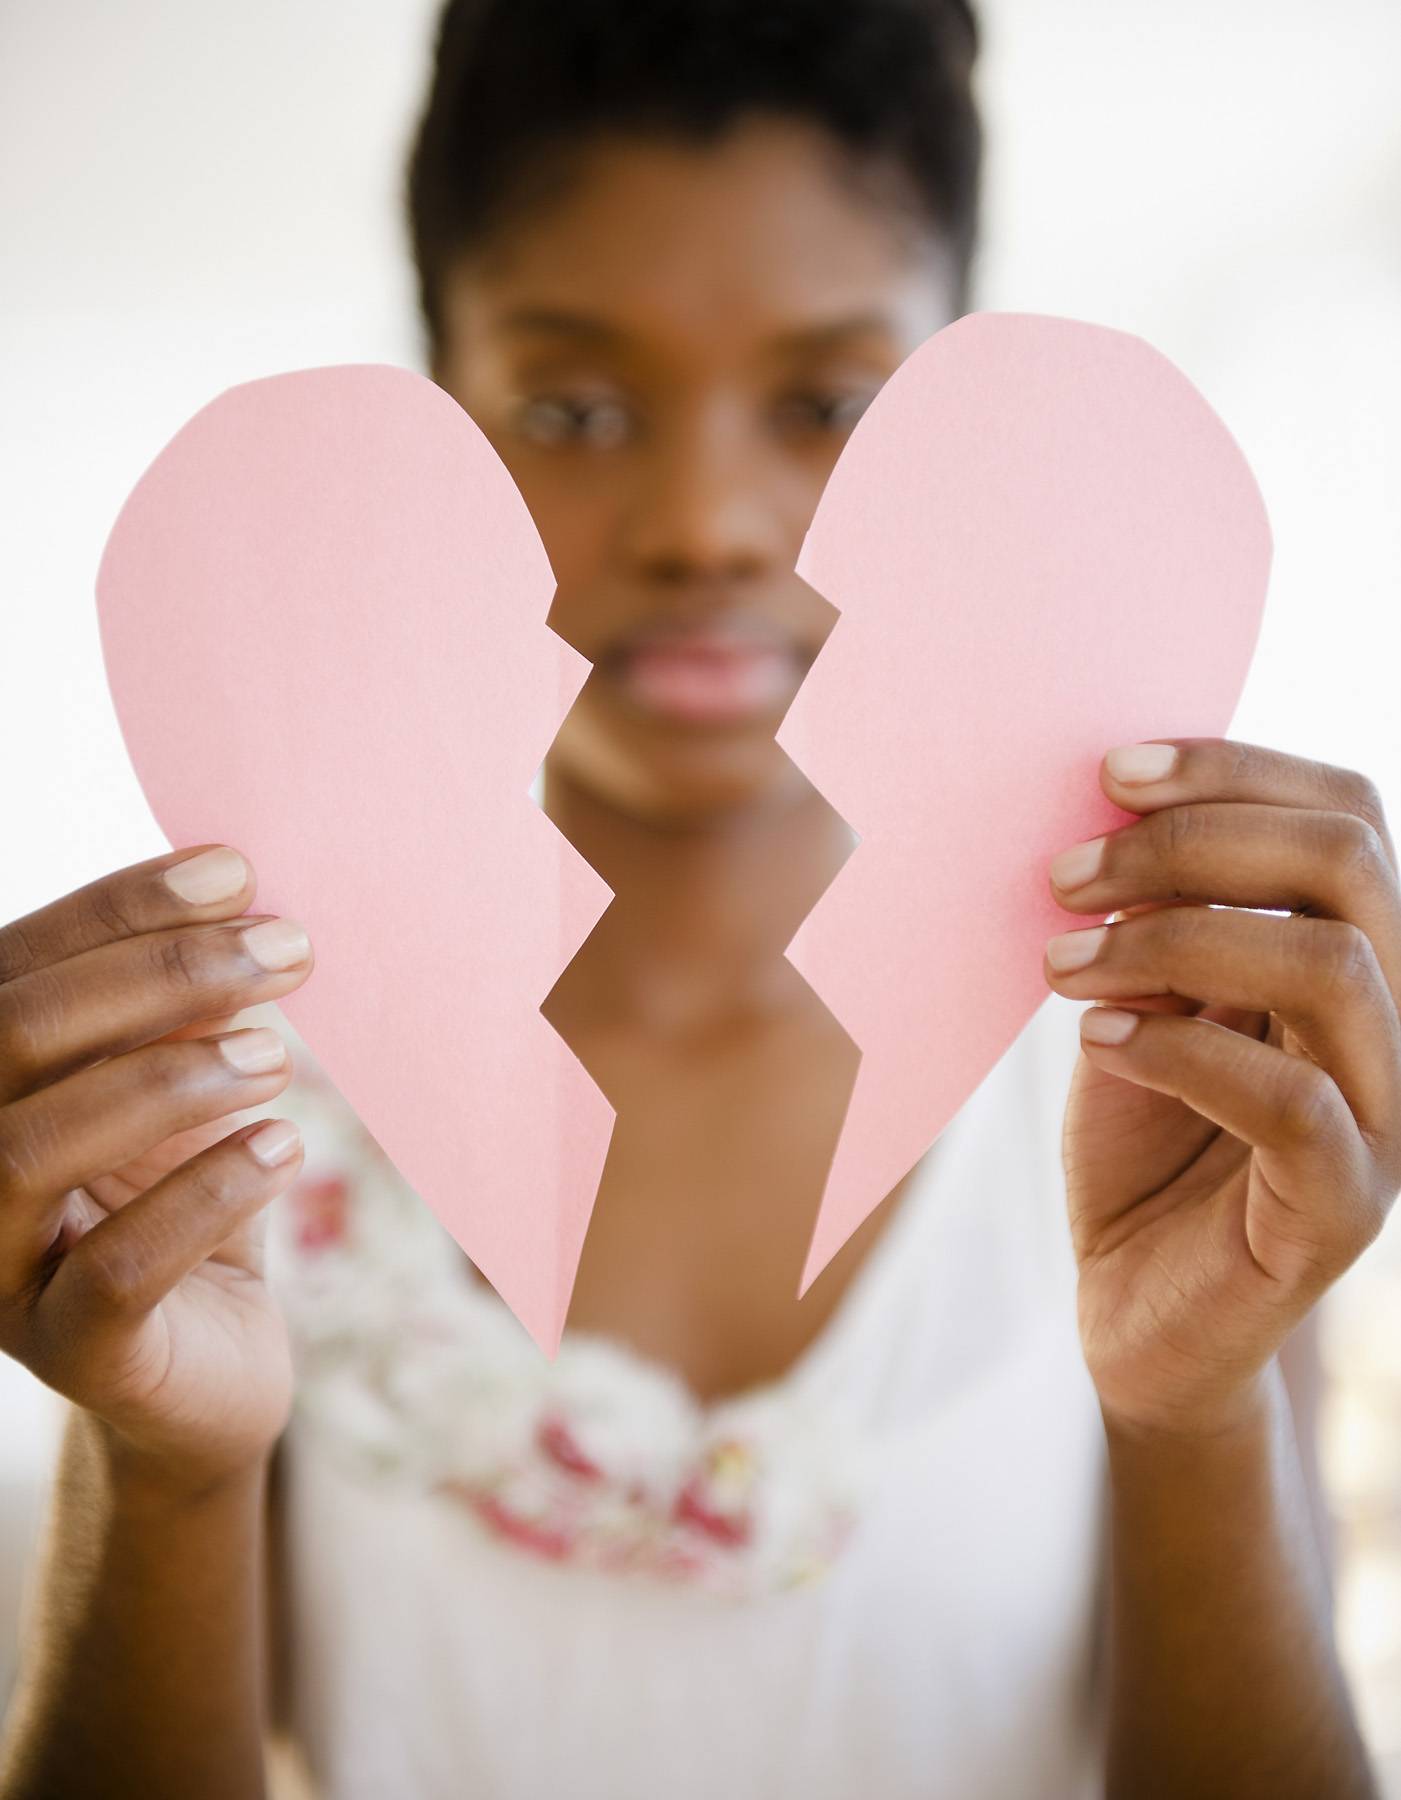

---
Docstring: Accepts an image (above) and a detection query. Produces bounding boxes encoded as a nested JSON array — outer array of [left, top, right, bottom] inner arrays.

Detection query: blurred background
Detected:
[[2, 0, 1399, 1785]]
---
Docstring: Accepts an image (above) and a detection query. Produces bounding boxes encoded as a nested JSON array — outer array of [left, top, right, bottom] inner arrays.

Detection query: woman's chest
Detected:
[[277, 1310, 1109, 1800], [553, 1008, 908, 1405]]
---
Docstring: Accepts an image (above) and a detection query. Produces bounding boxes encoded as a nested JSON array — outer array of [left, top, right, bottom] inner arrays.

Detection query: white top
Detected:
[[266, 992, 1108, 1799]]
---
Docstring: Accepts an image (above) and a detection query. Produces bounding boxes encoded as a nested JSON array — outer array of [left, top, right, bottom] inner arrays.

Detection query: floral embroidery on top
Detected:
[[266, 1055, 870, 1601]]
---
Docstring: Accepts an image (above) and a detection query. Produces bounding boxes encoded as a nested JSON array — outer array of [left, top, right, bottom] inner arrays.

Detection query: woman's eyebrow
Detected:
[[496, 306, 899, 351], [766, 311, 898, 353], [499, 306, 623, 344]]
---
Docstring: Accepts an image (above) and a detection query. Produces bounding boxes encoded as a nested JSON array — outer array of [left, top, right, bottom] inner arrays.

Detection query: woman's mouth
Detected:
[[603, 630, 804, 726]]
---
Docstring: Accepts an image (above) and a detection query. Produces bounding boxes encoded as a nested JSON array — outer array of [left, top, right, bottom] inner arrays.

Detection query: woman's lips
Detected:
[[604, 634, 803, 725]]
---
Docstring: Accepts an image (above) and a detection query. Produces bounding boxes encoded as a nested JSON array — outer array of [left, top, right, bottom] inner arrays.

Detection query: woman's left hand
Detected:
[[1046, 737, 1401, 1437]]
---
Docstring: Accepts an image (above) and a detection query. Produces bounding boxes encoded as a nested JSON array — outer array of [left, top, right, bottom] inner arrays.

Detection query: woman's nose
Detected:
[[620, 404, 803, 586]]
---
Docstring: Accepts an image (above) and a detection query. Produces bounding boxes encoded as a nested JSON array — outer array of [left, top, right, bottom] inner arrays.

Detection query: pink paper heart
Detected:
[[96, 315, 1269, 1354], [97, 366, 616, 1354], [777, 313, 1269, 1292]]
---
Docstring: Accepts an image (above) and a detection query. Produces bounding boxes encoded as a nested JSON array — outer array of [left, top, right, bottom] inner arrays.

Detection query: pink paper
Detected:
[[97, 366, 615, 1354], [776, 312, 1270, 1293], [97, 316, 1269, 1354]]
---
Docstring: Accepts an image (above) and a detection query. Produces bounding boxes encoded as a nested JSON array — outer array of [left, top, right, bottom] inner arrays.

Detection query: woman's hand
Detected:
[[0, 846, 313, 1490], [1045, 738, 1401, 1438]]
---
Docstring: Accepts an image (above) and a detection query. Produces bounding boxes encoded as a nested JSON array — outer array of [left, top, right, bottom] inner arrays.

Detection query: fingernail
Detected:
[[1047, 925, 1108, 972], [163, 847, 248, 905], [1106, 743, 1178, 785], [1081, 1006, 1140, 1045], [246, 1118, 302, 1166], [217, 1027, 287, 1075], [242, 918, 311, 971], [1049, 837, 1106, 891]]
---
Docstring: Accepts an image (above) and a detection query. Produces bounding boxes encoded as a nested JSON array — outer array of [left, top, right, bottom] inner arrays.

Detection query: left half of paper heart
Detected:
[[96, 364, 616, 1355]]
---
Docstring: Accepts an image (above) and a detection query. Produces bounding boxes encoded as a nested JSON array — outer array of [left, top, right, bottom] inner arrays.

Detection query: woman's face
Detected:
[[435, 114, 958, 825]]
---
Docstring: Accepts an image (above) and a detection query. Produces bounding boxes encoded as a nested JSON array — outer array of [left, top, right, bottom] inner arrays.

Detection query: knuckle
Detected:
[[184, 1148, 248, 1213], [1144, 901, 1196, 957], [1224, 739, 1269, 787], [1325, 810, 1392, 891], [1275, 1062, 1341, 1148], [0, 919, 42, 987], [87, 879, 143, 943], [72, 1241, 146, 1315], [1308, 918, 1379, 995], [1152, 803, 1209, 869], [149, 929, 215, 995], [1326, 764, 1386, 830], [141, 1040, 199, 1099], [0, 984, 45, 1088], [0, 1118, 38, 1206]]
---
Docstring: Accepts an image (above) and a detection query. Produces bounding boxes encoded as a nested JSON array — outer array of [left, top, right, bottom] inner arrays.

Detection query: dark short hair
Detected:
[[405, 0, 983, 346]]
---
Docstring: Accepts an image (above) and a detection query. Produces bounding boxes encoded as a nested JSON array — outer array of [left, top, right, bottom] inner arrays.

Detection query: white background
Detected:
[[3, 0, 1400, 1780]]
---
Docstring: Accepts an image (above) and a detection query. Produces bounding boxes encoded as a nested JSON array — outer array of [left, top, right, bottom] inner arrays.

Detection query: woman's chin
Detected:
[[549, 709, 808, 827]]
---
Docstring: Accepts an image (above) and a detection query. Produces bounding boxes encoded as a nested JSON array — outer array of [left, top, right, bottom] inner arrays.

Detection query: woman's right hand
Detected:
[[0, 845, 313, 1491]]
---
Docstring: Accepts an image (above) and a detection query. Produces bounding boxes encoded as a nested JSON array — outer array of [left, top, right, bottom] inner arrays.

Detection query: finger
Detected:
[[1095, 738, 1398, 874], [1045, 906, 1401, 1139], [1103, 901, 1223, 1015], [0, 1028, 293, 1284], [1050, 800, 1401, 1008], [41, 1116, 303, 1325], [155, 1011, 245, 1044], [0, 846, 258, 985], [1072, 1007, 1384, 1283], [0, 916, 312, 1104]]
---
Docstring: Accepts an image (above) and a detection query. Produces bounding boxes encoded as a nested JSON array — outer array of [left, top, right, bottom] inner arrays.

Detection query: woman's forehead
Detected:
[[440, 117, 957, 365]]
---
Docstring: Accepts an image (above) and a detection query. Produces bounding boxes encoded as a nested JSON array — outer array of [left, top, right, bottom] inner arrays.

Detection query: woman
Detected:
[[0, 2, 1396, 1795]]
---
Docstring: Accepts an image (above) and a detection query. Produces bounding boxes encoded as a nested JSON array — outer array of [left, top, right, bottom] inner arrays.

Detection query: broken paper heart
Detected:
[[98, 365, 612, 1357], [777, 314, 1271, 1292], [96, 314, 1270, 1353]]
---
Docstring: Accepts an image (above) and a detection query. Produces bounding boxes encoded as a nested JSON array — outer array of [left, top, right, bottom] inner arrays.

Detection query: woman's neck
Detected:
[[539, 756, 852, 1040]]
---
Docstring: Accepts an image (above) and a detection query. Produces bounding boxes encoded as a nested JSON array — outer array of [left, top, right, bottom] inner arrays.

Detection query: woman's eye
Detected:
[[513, 393, 635, 449], [773, 390, 875, 435]]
